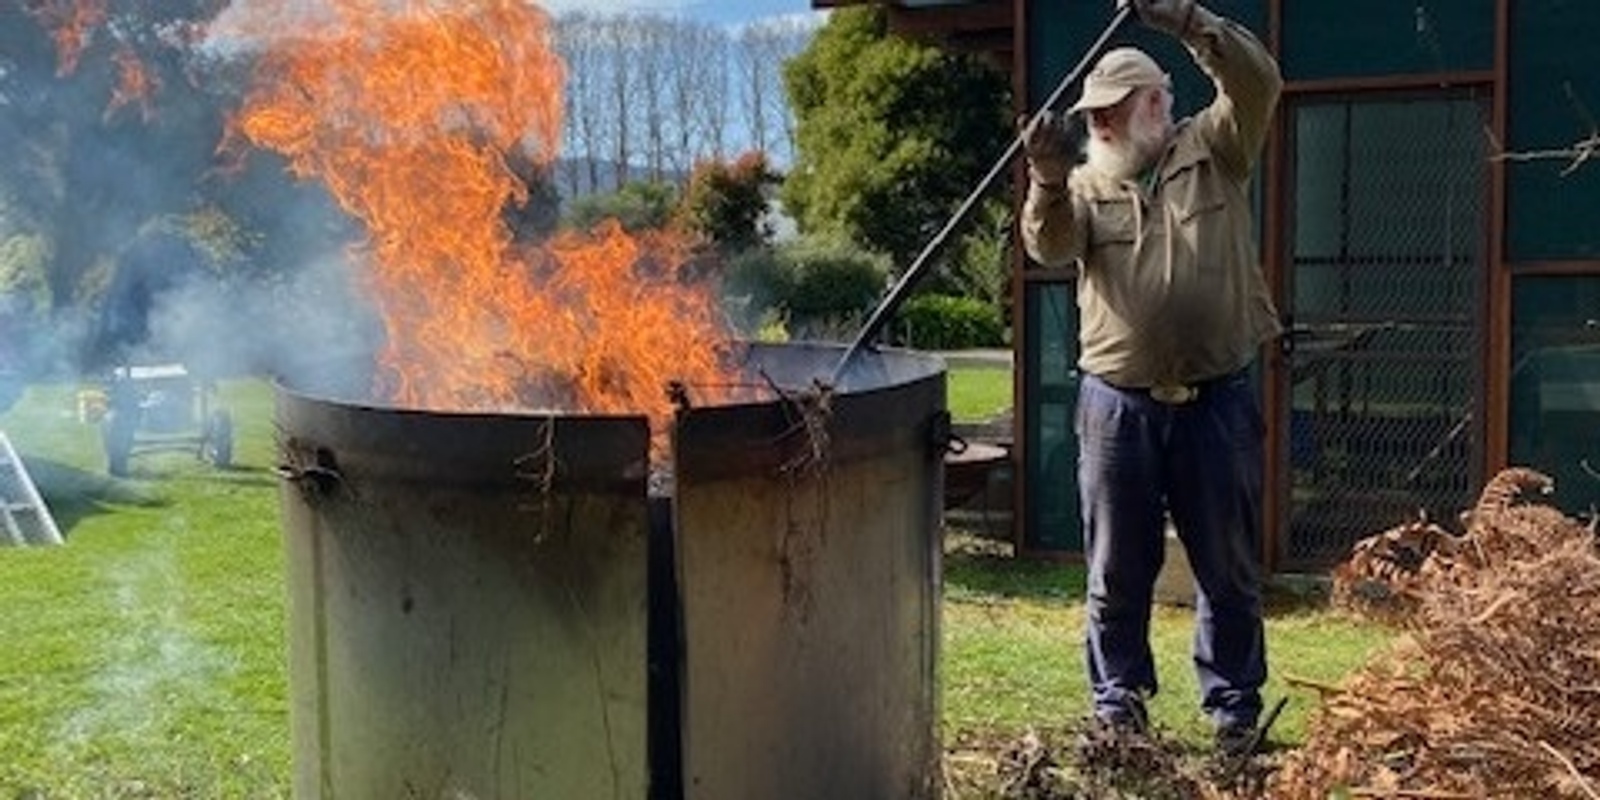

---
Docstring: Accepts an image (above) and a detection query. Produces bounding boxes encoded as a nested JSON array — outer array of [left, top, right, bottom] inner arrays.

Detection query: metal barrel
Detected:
[[275, 341, 945, 799], [276, 390, 653, 799], [673, 343, 947, 800]]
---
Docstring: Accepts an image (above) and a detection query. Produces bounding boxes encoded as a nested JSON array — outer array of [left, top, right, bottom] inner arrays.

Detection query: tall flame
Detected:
[[222, 0, 740, 437]]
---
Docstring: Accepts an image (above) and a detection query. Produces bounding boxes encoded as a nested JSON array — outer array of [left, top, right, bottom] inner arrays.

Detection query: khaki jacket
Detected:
[[1021, 13, 1283, 388]]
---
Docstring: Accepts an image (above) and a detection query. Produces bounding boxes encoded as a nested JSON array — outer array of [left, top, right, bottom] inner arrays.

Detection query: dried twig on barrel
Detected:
[[1274, 468, 1600, 799], [765, 374, 834, 479]]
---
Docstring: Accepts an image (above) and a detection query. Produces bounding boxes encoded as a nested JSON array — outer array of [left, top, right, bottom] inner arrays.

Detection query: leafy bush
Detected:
[[563, 181, 679, 233], [947, 199, 1013, 307], [0, 233, 51, 310], [895, 293, 1005, 350], [719, 236, 889, 339], [721, 247, 790, 332], [782, 237, 889, 326]]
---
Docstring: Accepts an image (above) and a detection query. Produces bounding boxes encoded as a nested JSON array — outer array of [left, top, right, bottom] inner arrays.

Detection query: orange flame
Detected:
[[106, 45, 158, 121], [221, 0, 740, 439], [27, 0, 108, 76]]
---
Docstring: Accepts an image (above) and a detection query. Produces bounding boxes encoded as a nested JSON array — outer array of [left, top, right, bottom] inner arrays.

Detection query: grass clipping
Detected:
[[1278, 467, 1600, 798]]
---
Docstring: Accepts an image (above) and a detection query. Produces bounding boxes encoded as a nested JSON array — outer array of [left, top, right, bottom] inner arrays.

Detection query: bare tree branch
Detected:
[[1489, 82, 1600, 176], [553, 10, 815, 197], [635, 15, 669, 182]]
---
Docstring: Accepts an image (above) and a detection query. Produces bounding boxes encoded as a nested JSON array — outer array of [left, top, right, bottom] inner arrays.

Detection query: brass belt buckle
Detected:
[[1149, 383, 1199, 404]]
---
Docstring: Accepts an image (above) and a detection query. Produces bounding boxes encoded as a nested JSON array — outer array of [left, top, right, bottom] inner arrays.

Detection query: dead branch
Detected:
[[1346, 790, 1478, 799], [1488, 83, 1600, 175], [1281, 674, 1345, 695], [1540, 740, 1600, 800], [1491, 133, 1600, 175]]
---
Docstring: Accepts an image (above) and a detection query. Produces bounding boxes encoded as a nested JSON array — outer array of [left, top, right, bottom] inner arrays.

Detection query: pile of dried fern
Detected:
[[1272, 468, 1600, 798]]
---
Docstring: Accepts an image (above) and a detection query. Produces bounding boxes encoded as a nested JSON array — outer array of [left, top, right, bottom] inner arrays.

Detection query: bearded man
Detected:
[[1019, 0, 1283, 754]]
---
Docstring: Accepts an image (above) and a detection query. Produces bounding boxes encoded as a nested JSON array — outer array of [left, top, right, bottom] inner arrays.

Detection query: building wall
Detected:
[[1504, 0, 1600, 519]]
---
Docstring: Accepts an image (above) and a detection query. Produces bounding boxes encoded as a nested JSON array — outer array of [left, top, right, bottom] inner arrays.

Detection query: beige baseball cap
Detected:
[[1068, 47, 1169, 114]]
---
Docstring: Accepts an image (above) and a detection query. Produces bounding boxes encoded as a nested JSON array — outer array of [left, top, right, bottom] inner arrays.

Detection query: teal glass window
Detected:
[[1509, 276, 1600, 515], [1506, 2, 1600, 261], [1281, 0, 1492, 81]]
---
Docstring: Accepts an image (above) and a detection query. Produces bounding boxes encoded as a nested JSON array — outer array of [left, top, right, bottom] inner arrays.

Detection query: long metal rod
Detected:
[[831, 4, 1135, 383]]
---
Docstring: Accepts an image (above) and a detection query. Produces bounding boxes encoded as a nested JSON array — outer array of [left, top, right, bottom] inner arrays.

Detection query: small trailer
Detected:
[[101, 363, 232, 477]]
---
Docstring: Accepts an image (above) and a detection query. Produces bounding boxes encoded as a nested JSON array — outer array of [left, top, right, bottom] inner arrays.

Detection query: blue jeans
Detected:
[[1076, 369, 1266, 730]]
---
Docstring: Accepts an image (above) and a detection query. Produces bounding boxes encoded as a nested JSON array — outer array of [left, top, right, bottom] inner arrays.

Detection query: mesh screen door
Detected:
[[1280, 90, 1490, 570]]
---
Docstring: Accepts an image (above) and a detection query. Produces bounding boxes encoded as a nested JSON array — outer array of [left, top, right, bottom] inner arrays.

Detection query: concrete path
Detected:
[[929, 349, 1013, 368]]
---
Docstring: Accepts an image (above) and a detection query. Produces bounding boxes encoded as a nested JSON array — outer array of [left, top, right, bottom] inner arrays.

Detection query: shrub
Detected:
[[895, 293, 1005, 350], [718, 236, 890, 340], [563, 181, 679, 233], [721, 247, 791, 333], [782, 237, 889, 326]]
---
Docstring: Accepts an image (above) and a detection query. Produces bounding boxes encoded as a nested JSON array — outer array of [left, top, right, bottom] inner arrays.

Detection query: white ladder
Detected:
[[0, 431, 63, 546]]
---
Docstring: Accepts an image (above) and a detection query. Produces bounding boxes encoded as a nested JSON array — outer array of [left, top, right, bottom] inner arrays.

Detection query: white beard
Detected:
[[1084, 106, 1171, 181], [1085, 136, 1146, 181]]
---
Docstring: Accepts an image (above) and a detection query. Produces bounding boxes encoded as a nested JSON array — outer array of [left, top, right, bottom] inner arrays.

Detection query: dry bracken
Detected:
[[1280, 467, 1600, 799]]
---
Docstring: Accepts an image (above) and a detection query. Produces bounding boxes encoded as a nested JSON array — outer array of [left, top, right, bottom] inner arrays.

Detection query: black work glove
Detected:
[[1020, 111, 1075, 187], [1120, 0, 1198, 37]]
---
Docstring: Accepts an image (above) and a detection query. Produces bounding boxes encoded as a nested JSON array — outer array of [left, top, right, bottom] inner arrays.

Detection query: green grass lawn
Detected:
[[942, 542, 1391, 745], [0, 380, 288, 796], [947, 363, 1012, 422], [0, 376, 1391, 795]]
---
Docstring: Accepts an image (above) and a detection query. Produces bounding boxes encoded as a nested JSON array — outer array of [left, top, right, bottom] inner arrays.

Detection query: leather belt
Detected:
[[1148, 383, 1201, 404], [1090, 368, 1247, 405]]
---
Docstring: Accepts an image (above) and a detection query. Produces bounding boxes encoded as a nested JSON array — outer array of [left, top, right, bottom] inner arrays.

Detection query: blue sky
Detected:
[[537, 0, 824, 28]]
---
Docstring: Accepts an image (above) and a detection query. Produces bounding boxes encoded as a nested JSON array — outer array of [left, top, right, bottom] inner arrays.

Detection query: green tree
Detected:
[[0, 1, 361, 370], [943, 198, 1014, 308], [675, 152, 779, 255], [0, 0, 233, 318], [781, 6, 1011, 271]]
